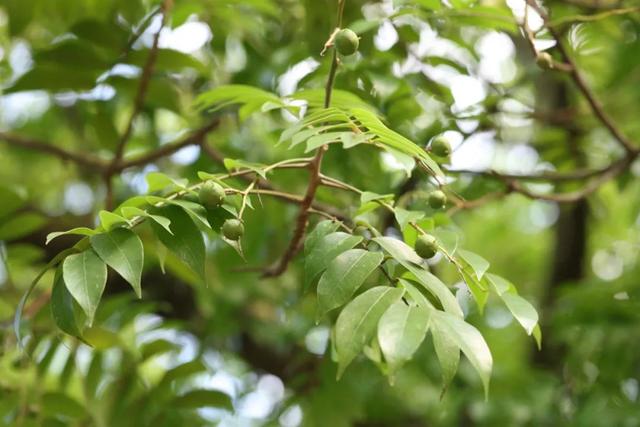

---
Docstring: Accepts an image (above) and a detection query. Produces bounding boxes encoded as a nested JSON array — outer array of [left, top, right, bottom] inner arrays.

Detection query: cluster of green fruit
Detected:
[[198, 181, 244, 240]]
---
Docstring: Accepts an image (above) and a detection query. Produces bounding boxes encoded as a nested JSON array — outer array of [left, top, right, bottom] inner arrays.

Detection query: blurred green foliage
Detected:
[[1, 0, 640, 426]]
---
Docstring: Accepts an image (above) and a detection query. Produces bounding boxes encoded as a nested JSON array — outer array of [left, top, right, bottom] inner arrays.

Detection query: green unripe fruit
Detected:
[[429, 135, 452, 158], [536, 52, 553, 70], [428, 190, 447, 210], [222, 218, 244, 241], [335, 29, 359, 56], [199, 181, 226, 210], [415, 234, 438, 259]]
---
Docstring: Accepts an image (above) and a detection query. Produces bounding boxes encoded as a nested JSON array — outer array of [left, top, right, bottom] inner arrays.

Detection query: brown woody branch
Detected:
[[261, 0, 345, 278], [0, 132, 107, 169], [113, 118, 220, 171], [105, 0, 172, 209]]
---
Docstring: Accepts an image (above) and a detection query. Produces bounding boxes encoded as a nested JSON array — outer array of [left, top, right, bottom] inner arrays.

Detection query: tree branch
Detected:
[[113, 1, 170, 161], [261, 0, 346, 278], [524, 0, 637, 154], [105, 0, 172, 209], [113, 118, 220, 171], [0, 132, 106, 169]]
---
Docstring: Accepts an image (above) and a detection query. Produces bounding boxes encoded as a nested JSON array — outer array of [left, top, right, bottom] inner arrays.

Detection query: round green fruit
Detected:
[[222, 219, 244, 241], [428, 190, 447, 210], [335, 29, 359, 56], [415, 234, 438, 259], [536, 52, 553, 70], [199, 181, 226, 209], [429, 135, 452, 158]]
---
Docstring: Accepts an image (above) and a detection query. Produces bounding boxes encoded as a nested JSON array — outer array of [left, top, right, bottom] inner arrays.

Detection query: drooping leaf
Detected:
[[431, 311, 493, 397], [431, 315, 460, 396], [486, 274, 539, 336], [90, 228, 144, 298], [62, 249, 108, 325], [378, 301, 431, 374], [317, 249, 384, 317], [335, 286, 404, 377], [374, 237, 463, 317], [458, 249, 490, 280], [50, 267, 83, 339], [149, 205, 206, 283]]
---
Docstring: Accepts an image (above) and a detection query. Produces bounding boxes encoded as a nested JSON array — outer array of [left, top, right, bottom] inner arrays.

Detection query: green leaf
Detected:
[[83, 325, 121, 349], [145, 172, 188, 193], [378, 301, 431, 374], [372, 236, 423, 264], [40, 392, 86, 419], [432, 229, 459, 257], [458, 249, 490, 280], [98, 210, 129, 231], [305, 132, 344, 152], [195, 84, 283, 112], [460, 268, 489, 313], [340, 131, 371, 148], [46, 227, 98, 245], [486, 274, 539, 335], [431, 315, 460, 396], [62, 249, 107, 326], [223, 158, 268, 179], [172, 390, 233, 411], [501, 292, 539, 335], [360, 191, 394, 204], [7, 65, 99, 93], [304, 232, 363, 290], [305, 220, 341, 255], [0, 184, 26, 220], [14, 246, 83, 349], [128, 48, 208, 74], [167, 199, 212, 230], [120, 207, 173, 234], [335, 286, 404, 377], [431, 311, 493, 397], [374, 237, 463, 317], [149, 205, 206, 283], [394, 208, 425, 232], [350, 107, 443, 177], [0, 212, 47, 241], [50, 267, 83, 339], [159, 360, 208, 386], [90, 228, 144, 298], [317, 249, 384, 317], [293, 89, 376, 112]]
